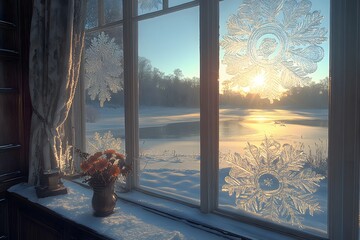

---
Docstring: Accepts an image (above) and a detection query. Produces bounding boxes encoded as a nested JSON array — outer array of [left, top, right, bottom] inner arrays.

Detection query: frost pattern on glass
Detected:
[[138, 0, 162, 11], [85, 32, 123, 107], [87, 131, 127, 192], [221, 0, 327, 102], [58, 141, 74, 175], [222, 137, 324, 227], [87, 131, 122, 154]]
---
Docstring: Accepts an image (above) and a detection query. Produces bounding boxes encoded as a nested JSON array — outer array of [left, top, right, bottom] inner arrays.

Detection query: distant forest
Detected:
[[87, 57, 328, 109]]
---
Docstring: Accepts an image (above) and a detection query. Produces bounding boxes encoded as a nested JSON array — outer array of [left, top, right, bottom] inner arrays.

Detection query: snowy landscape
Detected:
[[85, 106, 328, 236]]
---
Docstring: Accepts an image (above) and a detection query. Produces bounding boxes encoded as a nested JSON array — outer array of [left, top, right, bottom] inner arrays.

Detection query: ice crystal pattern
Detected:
[[138, 0, 162, 11], [58, 141, 74, 175], [85, 32, 123, 107], [222, 138, 324, 228], [87, 131, 122, 155], [221, 0, 327, 102]]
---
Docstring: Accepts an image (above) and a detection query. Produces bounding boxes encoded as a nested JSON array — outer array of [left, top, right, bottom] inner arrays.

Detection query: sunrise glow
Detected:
[[252, 73, 266, 88]]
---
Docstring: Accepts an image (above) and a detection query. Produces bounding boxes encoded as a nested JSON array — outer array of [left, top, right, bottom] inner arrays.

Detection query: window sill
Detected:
[[118, 189, 300, 240], [8, 180, 300, 240], [7, 180, 225, 239]]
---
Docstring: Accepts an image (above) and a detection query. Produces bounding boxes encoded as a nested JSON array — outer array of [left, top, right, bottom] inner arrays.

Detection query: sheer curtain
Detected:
[[28, 0, 86, 185]]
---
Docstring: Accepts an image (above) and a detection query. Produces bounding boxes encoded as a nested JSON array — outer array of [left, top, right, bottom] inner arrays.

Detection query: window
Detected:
[[218, 0, 329, 235], [75, 0, 360, 239], [76, 0, 126, 187]]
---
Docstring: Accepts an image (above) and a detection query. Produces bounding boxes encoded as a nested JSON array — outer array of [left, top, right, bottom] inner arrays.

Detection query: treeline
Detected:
[[138, 58, 200, 107], [220, 79, 328, 109], [86, 57, 200, 107], [86, 58, 328, 109]]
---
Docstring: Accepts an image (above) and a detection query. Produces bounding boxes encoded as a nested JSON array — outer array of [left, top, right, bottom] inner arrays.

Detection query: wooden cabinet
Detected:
[[0, 0, 32, 239], [0, 0, 30, 180], [7, 192, 111, 240]]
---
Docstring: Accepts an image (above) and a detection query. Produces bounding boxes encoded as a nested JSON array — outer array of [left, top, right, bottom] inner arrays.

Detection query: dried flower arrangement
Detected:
[[77, 149, 131, 185]]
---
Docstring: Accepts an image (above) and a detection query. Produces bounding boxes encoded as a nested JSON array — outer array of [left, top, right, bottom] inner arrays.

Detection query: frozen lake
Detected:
[[86, 106, 328, 156]]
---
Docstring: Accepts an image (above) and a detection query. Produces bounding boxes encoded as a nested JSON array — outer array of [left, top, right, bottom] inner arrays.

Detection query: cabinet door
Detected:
[[18, 212, 62, 240]]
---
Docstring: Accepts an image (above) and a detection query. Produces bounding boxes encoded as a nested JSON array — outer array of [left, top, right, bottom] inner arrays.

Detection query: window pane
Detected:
[[85, 0, 98, 29], [83, 27, 126, 186], [218, 0, 329, 236], [137, 0, 163, 15], [138, 7, 200, 202], [104, 0, 123, 23], [168, 0, 194, 7]]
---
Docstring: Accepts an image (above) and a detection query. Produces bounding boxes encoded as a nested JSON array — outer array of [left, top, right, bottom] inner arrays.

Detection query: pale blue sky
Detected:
[[138, 0, 330, 83], [138, 6, 199, 77]]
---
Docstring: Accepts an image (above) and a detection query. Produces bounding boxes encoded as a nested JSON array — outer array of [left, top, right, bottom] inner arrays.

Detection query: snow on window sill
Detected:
[[8, 179, 297, 240], [117, 188, 298, 240]]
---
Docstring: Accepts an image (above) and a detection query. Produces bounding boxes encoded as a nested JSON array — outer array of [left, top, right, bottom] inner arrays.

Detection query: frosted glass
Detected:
[[218, 0, 329, 236]]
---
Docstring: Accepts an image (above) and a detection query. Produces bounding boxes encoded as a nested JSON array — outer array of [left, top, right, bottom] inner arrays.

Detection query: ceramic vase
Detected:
[[90, 180, 116, 217]]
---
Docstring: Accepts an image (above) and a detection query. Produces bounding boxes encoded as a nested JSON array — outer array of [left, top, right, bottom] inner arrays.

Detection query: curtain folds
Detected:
[[28, 0, 86, 185]]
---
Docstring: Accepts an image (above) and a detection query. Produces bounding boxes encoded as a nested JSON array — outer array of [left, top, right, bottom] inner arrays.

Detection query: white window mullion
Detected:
[[72, 63, 86, 172], [123, 0, 139, 190], [329, 0, 360, 238], [199, 0, 219, 213]]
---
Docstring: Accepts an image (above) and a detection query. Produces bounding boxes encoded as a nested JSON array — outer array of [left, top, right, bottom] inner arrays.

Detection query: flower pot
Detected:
[[90, 180, 116, 217]]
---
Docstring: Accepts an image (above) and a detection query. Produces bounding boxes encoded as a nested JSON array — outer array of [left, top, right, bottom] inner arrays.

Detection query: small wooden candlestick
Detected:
[[35, 169, 67, 198]]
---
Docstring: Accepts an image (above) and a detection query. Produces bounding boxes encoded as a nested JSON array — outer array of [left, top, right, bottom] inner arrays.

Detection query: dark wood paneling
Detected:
[[0, 1, 17, 24], [19, 213, 62, 240], [0, 28, 16, 50], [0, 151, 21, 177], [0, 20, 16, 29], [0, 57, 19, 90], [0, 0, 32, 237], [18, 0, 32, 177], [0, 175, 25, 193], [0, 49, 18, 59], [0, 198, 8, 240], [0, 95, 19, 146]]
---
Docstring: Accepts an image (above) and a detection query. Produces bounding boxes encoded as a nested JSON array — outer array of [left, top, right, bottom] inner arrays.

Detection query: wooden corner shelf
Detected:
[[0, 171, 23, 183], [0, 144, 21, 152], [0, 49, 19, 59], [0, 88, 18, 94], [0, 20, 16, 29]]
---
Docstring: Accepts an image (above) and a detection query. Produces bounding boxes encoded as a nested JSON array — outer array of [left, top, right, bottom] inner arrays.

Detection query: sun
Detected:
[[251, 73, 266, 88], [220, 0, 327, 102]]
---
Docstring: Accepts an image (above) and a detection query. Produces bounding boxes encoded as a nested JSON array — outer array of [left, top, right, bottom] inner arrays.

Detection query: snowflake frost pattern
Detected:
[[221, 0, 327, 102], [85, 32, 123, 107], [87, 131, 122, 154], [138, 0, 162, 11], [222, 138, 324, 228]]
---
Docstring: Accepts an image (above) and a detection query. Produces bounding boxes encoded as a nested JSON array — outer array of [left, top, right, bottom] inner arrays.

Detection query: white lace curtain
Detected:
[[28, 0, 86, 185]]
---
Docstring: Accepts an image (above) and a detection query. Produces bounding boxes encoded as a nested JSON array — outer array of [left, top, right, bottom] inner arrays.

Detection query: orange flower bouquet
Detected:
[[79, 149, 131, 186]]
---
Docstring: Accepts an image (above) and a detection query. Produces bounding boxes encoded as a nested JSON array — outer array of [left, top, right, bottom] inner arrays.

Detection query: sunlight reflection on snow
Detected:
[[45, 188, 91, 217]]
